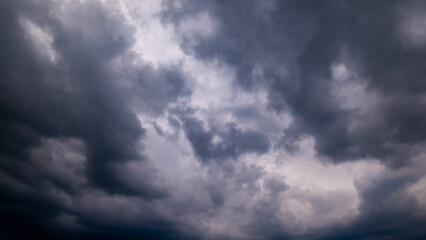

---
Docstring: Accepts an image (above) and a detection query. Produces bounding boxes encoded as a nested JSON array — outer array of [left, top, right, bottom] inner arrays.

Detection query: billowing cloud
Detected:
[[1, 0, 426, 239]]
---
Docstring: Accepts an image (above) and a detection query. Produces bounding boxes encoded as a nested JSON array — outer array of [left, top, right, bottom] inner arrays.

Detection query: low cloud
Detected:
[[1, 0, 426, 239]]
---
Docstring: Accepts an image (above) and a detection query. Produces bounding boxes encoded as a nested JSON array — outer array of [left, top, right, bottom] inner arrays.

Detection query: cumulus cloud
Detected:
[[1, 0, 426, 239]]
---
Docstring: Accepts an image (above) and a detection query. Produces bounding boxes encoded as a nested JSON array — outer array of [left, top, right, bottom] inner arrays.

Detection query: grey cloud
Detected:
[[2, 0, 426, 240], [179, 114, 270, 163], [263, 176, 289, 195], [162, 0, 426, 239], [0, 0, 186, 197], [118, 55, 191, 116], [319, 171, 426, 240], [243, 179, 289, 240], [163, 0, 426, 168], [0, 0, 187, 238]]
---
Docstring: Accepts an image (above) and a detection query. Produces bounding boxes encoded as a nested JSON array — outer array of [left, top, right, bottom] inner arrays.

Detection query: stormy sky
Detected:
[[1, 0, 426, 239]]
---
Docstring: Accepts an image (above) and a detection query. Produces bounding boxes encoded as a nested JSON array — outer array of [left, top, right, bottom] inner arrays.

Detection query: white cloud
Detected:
[[241, 136, 386, 233], [19, 17, 58, 63]]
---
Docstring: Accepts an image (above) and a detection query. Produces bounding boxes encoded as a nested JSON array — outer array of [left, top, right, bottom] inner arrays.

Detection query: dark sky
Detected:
[[1, 0, 426, 239]]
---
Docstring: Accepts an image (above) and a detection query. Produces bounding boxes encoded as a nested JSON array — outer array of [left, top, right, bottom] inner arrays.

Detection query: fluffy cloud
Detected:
[[1, 0, 426, 239]]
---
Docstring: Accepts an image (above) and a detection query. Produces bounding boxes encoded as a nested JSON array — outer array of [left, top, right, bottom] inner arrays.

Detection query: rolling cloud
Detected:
[[1, 1, 426, 239]]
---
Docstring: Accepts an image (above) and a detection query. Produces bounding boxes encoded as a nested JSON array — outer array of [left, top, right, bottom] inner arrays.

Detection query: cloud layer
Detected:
[[1, 0, 426, 239]]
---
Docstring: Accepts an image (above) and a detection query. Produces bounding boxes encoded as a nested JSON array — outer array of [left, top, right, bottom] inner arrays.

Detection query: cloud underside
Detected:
[[0, 0, 426, 239]]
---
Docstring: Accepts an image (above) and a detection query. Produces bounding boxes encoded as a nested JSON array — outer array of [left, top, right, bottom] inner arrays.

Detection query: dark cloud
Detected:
[[161, 0, 426, 239], [0, 0, 155, 196], [1, 0, 426, 240], [163, 0, 426, 167], [118, 55, 190, 116], [179, 114, 270, 163], [0, 0, 186, 239], [318, 171, 426, 240]]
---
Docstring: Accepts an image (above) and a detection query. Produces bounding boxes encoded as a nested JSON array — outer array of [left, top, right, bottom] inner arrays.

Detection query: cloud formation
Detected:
[[1, 0, 426, 239]]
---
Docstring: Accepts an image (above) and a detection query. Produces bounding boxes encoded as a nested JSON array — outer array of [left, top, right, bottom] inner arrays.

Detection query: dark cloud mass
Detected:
[[180, 115, 270, 162], [163, 0, 426, 167], [1, 0, 426, 239]]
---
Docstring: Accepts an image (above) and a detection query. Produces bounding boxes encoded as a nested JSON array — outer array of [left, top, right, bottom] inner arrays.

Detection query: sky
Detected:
[[1, 0, 426, 239]]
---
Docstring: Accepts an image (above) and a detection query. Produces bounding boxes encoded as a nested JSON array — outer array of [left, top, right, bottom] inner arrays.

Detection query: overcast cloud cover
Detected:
[[1, 0, 426, 239]]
